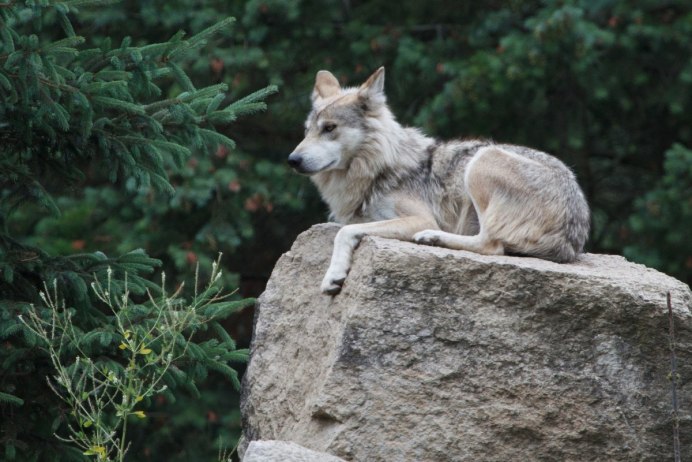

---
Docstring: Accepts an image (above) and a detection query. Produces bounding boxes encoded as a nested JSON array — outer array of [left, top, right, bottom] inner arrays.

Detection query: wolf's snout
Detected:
[[287, 152, 303, 170]]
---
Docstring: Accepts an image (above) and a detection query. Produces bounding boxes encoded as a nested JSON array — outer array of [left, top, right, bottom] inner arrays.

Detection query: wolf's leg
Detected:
[[413, 229, 504, 255], [415, 146, 535, 256], [322, 216, 436, 295]]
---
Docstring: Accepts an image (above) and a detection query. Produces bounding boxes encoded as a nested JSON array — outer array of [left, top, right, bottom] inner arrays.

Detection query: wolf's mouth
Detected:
[[295, 159, 336, 175]]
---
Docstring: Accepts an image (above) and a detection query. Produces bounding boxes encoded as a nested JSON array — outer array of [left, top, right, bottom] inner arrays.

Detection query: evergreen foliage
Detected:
[[2, 0, 690, 459], [0, 1, 273, 460], [9, 1, 294, 291], [625, 144, 692, 277]]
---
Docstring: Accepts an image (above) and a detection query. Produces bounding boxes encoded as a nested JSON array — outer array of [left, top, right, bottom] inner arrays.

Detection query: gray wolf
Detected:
[[288, 67, 590, 295]]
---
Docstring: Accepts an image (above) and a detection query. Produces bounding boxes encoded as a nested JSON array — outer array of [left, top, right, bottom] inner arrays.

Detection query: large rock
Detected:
[[241, 223, 692, 461]]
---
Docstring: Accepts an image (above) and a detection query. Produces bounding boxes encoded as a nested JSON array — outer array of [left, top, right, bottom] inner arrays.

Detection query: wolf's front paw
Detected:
[[321, 269, 347, 295], [414, 229, 443, 246]]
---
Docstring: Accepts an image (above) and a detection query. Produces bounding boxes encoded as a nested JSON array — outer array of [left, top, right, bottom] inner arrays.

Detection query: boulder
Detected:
[[240, 223, 692, 461]]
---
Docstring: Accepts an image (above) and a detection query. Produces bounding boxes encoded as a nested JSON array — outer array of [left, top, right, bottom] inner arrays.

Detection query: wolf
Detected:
[[288, 67, 590, 295]]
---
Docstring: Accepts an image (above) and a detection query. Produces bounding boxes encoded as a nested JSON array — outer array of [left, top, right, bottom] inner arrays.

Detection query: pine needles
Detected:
[[0, 2, 277, 216], [0, 1, 273, 460]]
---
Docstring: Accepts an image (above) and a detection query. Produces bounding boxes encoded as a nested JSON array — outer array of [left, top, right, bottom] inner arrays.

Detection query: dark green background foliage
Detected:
[[1, 0, 691, 461], [14, 0, 692, 287], [1, 1, 268, 460]]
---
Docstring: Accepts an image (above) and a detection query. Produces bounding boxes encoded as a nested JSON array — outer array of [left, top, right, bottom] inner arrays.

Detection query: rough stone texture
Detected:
[[241, 223, 692, 461], [243, 440, 347, 462]]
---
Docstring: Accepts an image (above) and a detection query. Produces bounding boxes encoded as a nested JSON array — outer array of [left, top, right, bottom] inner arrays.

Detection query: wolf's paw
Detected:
[[414, 229, 443, 247], [321, 269, 347, 295]]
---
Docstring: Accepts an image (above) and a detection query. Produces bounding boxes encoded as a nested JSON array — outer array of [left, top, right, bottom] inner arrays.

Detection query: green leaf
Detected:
[[0, 392, 24, 407]]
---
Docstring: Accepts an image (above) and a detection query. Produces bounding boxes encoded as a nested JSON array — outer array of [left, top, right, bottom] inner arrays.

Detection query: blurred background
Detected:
[[5, 0, 692, 460]]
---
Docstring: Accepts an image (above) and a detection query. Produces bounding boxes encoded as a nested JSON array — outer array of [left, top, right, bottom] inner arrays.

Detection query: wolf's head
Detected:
[[288, 67, 387, 175]]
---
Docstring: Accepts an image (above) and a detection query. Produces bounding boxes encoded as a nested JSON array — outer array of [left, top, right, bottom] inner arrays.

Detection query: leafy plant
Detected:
[[20, 258, 247, 462]]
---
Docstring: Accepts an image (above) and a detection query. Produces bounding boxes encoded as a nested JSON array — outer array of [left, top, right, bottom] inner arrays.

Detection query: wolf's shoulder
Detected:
[[428, 138, 492, 172], [433, 138, 493, 155]]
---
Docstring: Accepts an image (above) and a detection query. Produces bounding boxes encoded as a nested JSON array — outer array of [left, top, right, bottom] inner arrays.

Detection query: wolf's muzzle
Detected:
[[287, 152, 304, 171]]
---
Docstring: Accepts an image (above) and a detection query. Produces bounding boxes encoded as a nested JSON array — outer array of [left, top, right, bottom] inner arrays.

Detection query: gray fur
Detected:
[[289, 67, 590, 294]]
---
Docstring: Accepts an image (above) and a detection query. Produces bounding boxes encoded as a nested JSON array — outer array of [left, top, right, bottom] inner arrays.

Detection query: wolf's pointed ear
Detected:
[[312, 70, 341, 101], [358, 67, 386, 105]]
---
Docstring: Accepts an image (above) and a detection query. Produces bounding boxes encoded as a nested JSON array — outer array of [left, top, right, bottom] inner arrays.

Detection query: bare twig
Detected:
[[667, 292, 681, 462]]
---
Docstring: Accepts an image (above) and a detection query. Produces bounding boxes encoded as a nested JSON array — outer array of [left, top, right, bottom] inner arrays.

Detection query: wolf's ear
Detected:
[[358, 67, 386, 106], [312, 70, 341, 101]]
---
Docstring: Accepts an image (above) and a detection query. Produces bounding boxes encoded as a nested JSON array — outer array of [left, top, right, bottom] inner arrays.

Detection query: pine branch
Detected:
[[168, 17, 236, 61]]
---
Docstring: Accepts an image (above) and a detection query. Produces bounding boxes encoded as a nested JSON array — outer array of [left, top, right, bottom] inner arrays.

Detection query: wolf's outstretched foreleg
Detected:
[[322, 216, 436, 295]]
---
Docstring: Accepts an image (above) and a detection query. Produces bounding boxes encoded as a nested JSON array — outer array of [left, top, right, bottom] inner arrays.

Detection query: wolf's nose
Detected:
[[287, 153, 303, 169]]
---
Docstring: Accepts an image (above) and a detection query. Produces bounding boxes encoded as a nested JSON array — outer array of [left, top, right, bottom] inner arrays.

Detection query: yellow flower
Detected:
[[84, 445, 106, 457]]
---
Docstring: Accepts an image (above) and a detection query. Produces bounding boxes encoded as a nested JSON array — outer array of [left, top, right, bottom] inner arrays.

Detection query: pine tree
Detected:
[[0, 1, 275, 460]]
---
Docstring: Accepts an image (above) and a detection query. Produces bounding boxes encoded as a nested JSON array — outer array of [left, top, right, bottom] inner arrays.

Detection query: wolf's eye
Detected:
[[323, 123, 337, 133]]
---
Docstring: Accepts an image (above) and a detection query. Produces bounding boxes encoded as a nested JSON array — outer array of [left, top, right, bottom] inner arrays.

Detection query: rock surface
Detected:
[[241, 223, 692, 461], [243, 440, 347, 462]]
